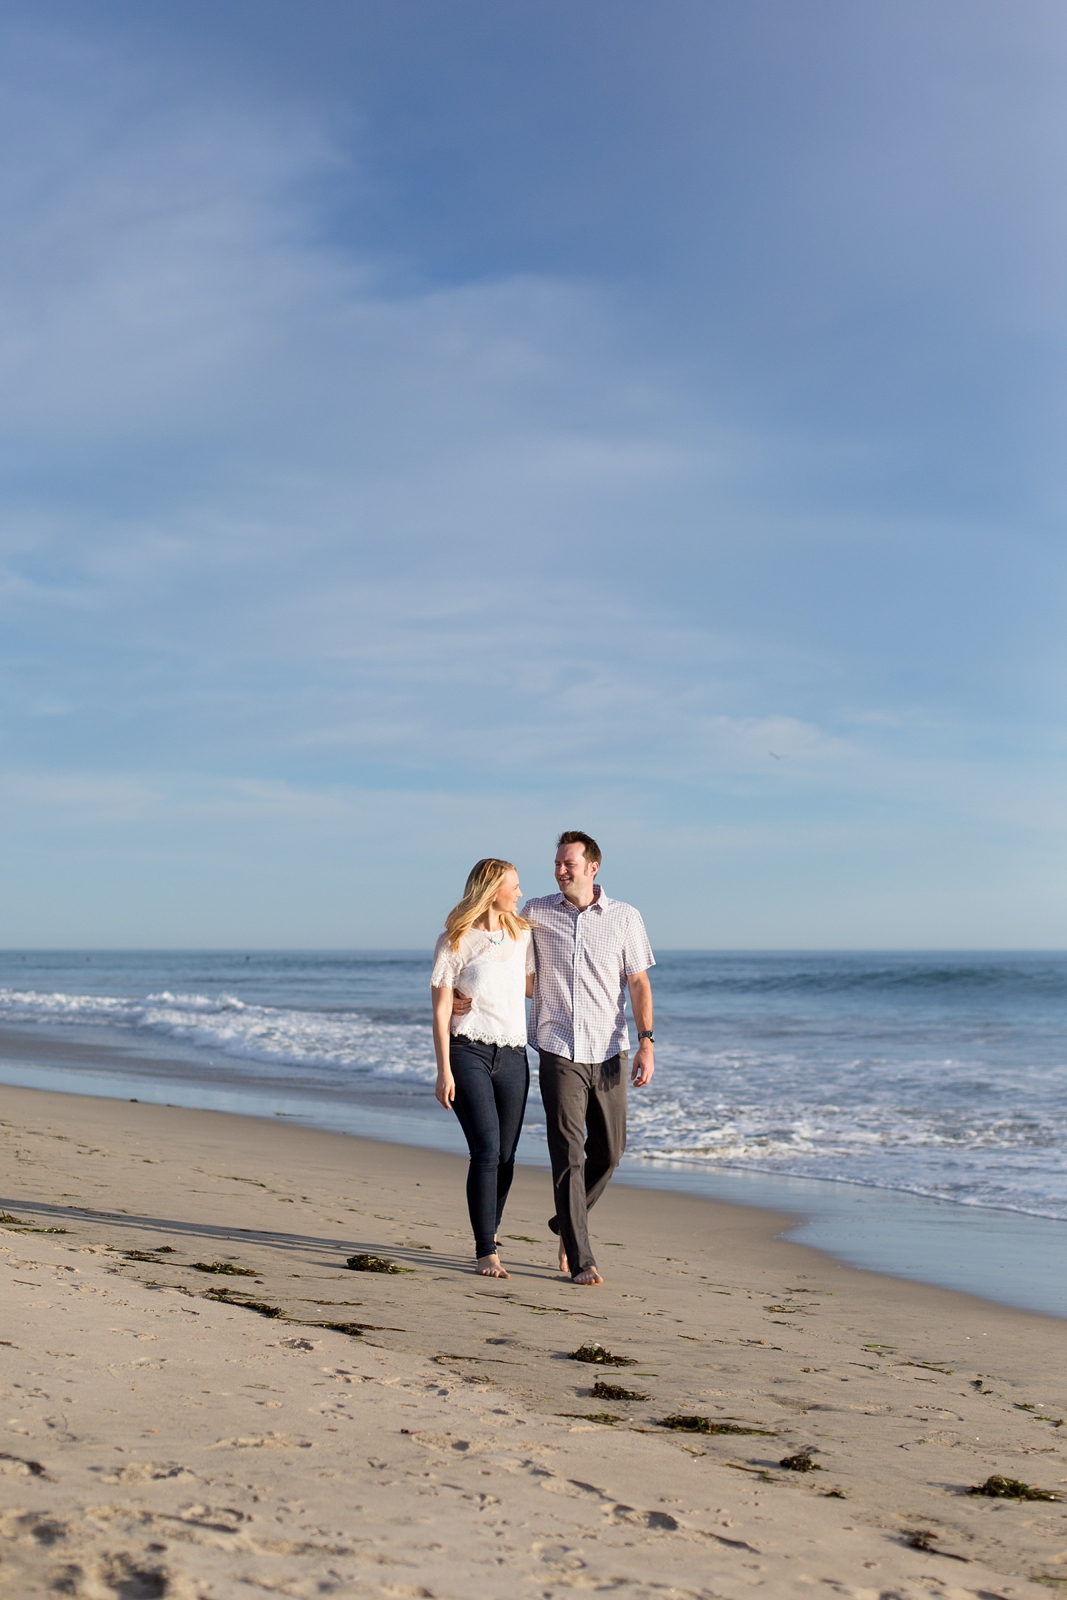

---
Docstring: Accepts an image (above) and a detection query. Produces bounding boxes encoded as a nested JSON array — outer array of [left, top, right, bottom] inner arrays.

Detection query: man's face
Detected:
[[554, 843, 598, 896]]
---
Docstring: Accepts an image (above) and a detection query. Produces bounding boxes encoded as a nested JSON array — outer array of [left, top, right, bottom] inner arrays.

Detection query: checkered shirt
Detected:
[[523, 887, 654, 1063]]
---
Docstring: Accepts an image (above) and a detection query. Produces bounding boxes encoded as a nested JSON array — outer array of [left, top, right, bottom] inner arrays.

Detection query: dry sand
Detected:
[[1, 1082, 1065, 1598]]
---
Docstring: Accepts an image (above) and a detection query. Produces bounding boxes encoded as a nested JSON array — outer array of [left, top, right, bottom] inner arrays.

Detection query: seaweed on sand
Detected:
[[0, 1451, 48, 1479], [592, 1380, 649, 1402], [345, 1254, 412, 1274], [779, 1449, 822, 1471], [904, 1530, 969, 1561], [659, 1415, 776, 1437], [191, 1261, 259, 1276], [568, 1341, 637, 1366], [203, 1288, 285, 1319], [966, 1475, 1060, 1502], [559, 1412, 621, 1425], [0, 1213, 66, 1233]]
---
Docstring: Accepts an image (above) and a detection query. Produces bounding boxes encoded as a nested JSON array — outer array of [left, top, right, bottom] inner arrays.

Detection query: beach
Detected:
[[1, 1084, 1065, 1597]]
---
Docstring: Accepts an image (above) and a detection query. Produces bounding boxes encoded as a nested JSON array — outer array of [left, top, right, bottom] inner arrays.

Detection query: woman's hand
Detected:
[[431, 984, 457, 1110]]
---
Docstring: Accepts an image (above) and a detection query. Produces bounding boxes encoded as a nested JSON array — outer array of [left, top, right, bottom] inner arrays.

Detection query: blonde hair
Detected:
[[444, 858, 530, 950]]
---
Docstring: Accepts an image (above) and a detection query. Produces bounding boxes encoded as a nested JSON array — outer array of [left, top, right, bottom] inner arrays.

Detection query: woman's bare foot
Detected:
[[476, 1253, 510, 1278], [571, 1265, 604, 1286], [557, 1238, 569, 1275]]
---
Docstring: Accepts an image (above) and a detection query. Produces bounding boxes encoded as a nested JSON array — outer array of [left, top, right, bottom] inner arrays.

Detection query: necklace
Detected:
[[485, 929, 505, 946]]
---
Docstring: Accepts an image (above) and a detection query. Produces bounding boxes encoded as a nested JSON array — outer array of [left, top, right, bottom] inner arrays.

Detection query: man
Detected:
[[522, 831, 655, 1286]]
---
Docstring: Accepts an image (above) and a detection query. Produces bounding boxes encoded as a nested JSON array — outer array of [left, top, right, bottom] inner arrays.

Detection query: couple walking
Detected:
[[430, 831, 654, 1286]]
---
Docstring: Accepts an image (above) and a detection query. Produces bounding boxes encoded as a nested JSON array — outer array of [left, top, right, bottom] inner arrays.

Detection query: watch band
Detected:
[[637, 1030, 655, 1043]]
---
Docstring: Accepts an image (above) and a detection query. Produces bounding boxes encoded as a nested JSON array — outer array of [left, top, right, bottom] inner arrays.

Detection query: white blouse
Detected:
[[431, 927, 535, 1049]]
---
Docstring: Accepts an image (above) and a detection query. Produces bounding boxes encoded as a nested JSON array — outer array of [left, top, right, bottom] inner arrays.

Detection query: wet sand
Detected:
[[1, 1083, 1065, 1598]]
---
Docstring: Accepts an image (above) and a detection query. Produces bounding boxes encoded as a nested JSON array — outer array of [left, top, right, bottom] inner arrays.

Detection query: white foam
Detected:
[[622, 1058, 1067, 1220], [3, 964, 1066, 1221], [0, 986, 435, 1082]]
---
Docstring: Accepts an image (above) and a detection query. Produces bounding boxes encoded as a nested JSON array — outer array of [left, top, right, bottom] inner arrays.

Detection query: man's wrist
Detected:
[[637, 1030, 654, 1045]]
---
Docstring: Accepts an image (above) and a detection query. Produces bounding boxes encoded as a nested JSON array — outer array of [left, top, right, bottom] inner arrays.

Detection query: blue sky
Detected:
[[1, 0, 1065, 948]]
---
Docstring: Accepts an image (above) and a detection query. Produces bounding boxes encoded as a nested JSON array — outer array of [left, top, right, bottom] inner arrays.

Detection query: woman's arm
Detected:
[[525, 973, 535, 999], [431, 985, 456, 1109]]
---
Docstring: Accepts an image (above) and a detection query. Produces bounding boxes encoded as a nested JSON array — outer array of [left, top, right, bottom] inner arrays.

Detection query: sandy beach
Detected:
[[1, 1083, 1065, 1598]]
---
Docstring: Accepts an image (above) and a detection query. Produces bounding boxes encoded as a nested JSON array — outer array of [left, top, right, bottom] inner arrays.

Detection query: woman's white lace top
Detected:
[[431, 927, 535, 1048]]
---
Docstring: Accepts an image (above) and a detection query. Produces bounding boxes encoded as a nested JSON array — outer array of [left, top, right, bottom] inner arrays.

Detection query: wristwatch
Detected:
[[637, 1030, 655, 1043]]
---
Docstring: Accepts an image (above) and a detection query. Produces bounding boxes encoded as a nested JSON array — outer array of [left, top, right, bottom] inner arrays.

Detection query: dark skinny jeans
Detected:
[[449, 1035, 530, 1258]]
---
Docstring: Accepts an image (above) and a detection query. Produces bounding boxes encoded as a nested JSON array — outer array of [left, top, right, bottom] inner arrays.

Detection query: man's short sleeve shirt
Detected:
[[523, 887, 654, 1063]]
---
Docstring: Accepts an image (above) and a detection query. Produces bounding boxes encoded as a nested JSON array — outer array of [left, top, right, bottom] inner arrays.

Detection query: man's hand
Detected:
[[631, 1042, 654, 1088], [451, 989, 473, 1017], [627, 969, 654, 1087]]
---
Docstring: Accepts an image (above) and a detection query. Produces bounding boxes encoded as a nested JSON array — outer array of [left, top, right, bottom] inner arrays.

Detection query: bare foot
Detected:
[[557, 1238, 569, 1275], [571, 1266, 604, 1286], [476, 1253, 510, 1278]]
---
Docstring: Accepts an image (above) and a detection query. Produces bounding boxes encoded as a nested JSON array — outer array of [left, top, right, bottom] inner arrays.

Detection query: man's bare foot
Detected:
[[571, 1266, 604, 1286], [476, 1253, 510, 1278]]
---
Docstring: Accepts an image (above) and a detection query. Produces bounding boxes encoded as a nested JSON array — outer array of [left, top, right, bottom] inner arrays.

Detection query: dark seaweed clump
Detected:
[[592, 1380, 649, 1402], [313, 1320, 366, 1337], [192, 1261, 259, 1276], [204, 1288, 285, 1319], [0, 1213, 66, 1233], [780, 1450, 822, 1471], [903, 1530, 969, 1561], [0, 1451, 47, 1478], [568, 1341, 637, 1366], [659, 1415, 776, 1437], [345, 1254, 410, 1274], [560, 1411, 620, 1425], [966, 1475, 1060, 1502]]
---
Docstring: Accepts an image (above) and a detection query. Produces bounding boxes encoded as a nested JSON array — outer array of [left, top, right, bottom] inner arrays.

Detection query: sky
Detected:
[[1, 0, 1066, 949]]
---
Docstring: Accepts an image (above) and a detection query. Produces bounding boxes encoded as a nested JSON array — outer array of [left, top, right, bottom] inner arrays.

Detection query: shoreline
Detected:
[[2, 1081, 1065, 1596], [3, 1033, 1067, 1321]]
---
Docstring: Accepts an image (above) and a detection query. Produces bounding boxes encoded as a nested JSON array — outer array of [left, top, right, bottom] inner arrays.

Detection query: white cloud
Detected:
[[0, 11, 1064, 944]]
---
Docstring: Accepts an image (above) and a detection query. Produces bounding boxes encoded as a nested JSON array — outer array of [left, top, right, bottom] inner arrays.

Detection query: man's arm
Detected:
[[628, 970, 654, 1087]]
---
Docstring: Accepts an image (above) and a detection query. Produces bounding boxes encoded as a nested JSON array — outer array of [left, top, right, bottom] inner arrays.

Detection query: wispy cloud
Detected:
[[0, 6, 1064, 945]]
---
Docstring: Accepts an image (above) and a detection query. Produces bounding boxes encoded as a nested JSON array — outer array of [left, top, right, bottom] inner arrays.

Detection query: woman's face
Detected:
[[491, 868, 522, 915]]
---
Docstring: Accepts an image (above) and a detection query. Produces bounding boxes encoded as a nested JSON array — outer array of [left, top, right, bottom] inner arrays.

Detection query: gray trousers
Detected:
[[537, 1050, 627, 1277]]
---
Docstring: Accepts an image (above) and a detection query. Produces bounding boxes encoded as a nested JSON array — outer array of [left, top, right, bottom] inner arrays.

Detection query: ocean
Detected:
[[2, 948, 1065, 1316]]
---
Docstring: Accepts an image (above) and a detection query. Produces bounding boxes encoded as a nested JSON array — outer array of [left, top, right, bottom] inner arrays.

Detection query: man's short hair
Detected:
[[556, 830, 602, 867]]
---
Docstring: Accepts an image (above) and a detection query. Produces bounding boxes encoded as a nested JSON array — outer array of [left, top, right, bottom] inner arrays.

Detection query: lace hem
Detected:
[[453, 1025, 528, 1049]]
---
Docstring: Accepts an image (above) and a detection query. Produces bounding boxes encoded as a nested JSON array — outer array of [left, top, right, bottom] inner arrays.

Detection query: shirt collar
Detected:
[[553, 885, 609, 913]]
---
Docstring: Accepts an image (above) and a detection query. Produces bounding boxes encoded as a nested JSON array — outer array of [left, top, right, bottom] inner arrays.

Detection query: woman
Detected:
[[431, 858, 535, 1279]]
